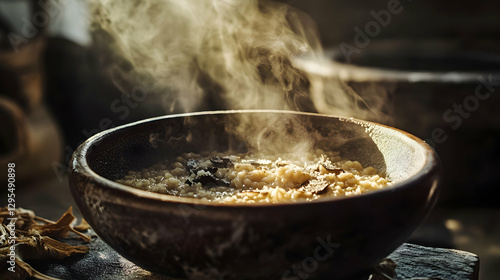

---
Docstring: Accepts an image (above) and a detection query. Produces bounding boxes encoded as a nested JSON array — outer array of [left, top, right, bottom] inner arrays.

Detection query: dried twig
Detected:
[[0, 206, 92, 280]]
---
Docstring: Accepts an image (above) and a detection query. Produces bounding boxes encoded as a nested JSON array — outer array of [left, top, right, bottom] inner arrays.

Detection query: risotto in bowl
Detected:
[[69, 110, 440, 279]]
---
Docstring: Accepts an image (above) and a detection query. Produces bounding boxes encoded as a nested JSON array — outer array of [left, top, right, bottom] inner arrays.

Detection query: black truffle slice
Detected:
[[210, 156, 234, 168], [299, 180, 329, 194], [321, 163, 344, 175], [194, 174, 231, 188]]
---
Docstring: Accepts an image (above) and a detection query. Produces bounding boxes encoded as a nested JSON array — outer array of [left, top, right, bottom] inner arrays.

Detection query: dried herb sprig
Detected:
[[0, 206, 92, 280]]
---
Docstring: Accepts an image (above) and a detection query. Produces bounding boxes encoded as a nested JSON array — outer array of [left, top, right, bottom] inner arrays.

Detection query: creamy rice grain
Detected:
[[116, 151, 392, 203]]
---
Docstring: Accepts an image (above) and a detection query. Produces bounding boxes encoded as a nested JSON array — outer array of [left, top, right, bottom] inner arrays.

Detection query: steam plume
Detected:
[[90, 0, 390, 119], [90, 0, 319, 111], [89, 0, 393, 153]]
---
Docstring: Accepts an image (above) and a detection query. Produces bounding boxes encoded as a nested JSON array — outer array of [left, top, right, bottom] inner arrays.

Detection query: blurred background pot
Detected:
[[0, 2, 62, 182], [319, 39, 500, 207]]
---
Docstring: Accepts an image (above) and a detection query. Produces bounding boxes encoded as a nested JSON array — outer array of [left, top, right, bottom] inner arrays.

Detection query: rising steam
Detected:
[[89, 0, 391, 122]]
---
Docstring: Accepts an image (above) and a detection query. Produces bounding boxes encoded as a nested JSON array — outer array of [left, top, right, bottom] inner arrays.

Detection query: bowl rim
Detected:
[[70, 109, 440, 208]]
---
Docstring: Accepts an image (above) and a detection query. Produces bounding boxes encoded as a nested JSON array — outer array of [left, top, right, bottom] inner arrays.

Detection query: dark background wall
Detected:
[[280, 0, 500, 52]]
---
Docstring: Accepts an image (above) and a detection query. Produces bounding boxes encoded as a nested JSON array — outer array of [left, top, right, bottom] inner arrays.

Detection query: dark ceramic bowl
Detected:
[[69, 110, 440, 279]]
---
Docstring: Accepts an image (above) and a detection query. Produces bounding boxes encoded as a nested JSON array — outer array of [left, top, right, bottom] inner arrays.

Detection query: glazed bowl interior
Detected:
[[70, 110, 440, 279], [84, 110, 428, 193]]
